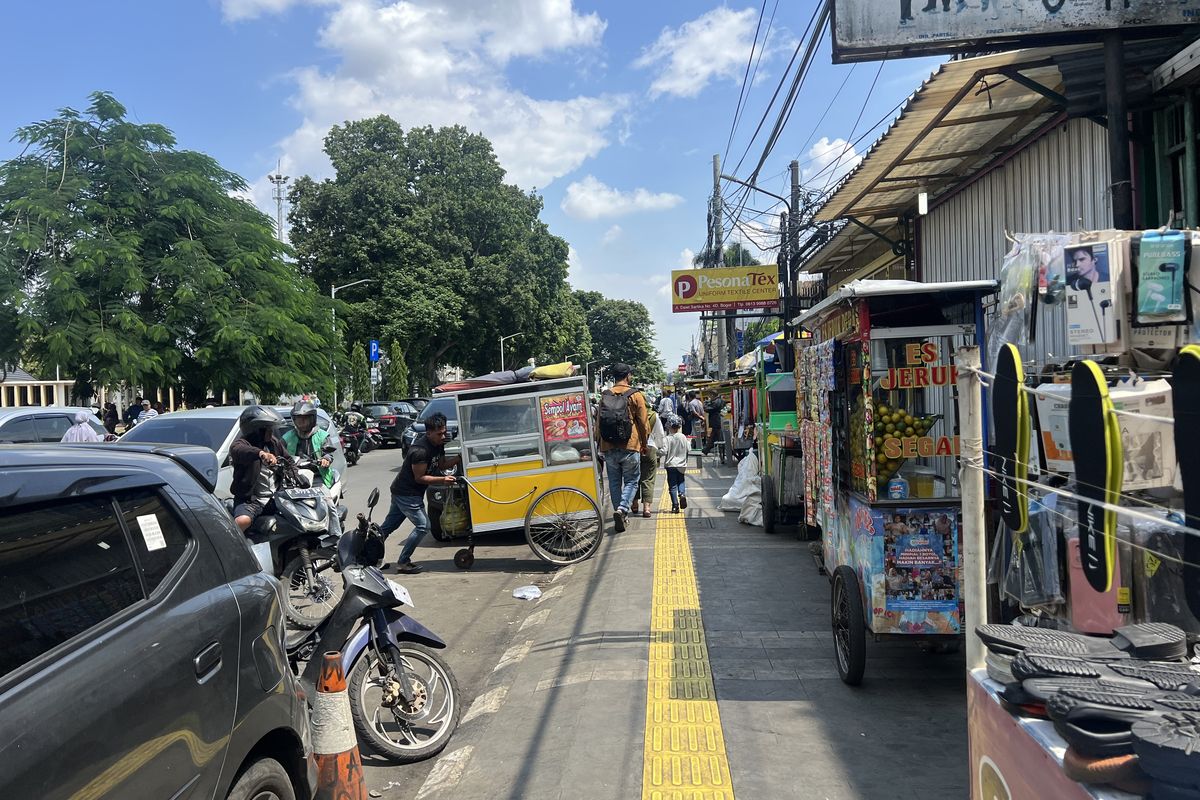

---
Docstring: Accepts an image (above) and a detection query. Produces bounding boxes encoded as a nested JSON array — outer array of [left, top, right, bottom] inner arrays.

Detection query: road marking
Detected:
[[641, 487, 735, 799], [537, 585, 565, 603], [461, 685, 508, 724], [493, 640, 531, 672], [519, 608, 551, 631], [415, 745, 473, 800]]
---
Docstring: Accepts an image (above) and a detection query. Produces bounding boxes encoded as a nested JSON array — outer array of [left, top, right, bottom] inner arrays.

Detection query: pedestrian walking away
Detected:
[[378, 411, 460, 574], [686, 390, 705, 445], [663, 415, 689, 512], [656, 386, 677, 418], [102, 402, 119, 435], [633, 397, 665, 518], [60, 411, 102, 443], [596, 362, 649, 532]]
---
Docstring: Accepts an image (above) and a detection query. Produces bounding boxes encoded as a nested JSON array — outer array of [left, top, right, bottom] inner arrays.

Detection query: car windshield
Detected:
[[119, 417, 234, 452], [417, 397, 458, 423], [364, 405, 392, 418]]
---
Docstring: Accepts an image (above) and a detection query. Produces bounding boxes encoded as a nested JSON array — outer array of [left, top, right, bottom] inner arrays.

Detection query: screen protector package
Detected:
[[1136, 230, 1188, 324]]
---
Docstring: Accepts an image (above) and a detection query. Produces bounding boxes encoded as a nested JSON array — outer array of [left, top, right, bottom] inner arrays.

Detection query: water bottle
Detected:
[[887, 474, 909, 500]]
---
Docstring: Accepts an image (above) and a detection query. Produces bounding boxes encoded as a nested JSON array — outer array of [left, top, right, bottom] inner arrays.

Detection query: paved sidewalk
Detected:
[[407, 459, 967, 800]]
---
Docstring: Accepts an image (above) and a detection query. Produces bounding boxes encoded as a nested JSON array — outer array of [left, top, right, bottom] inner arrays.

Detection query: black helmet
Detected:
[[239, 405, 284, 437], [350, 401, 363, 413]]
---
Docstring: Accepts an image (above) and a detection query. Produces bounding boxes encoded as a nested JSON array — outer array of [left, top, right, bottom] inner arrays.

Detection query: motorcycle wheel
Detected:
[[346, 448, 359, 466], [280, 553, 345, 629], [348, 642, 460, 763]]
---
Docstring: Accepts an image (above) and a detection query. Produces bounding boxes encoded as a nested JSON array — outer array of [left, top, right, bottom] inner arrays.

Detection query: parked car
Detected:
[[0, 444, 315, 800], [400, 395, 460, 455], [0, 407, 108, 443], [401, 396, 431, 413], [118, 405, 347, 499], [369, 400, 421, 446]]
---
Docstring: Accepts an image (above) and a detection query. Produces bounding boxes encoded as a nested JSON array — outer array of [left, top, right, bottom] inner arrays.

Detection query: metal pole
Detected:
[[1104, 31, 1134, 230], [713, 154, 727, 378], [330, 284, 337, 409], [500, 337, 505, 373], [787, 161, 801, 342], [956, 345, 986, 673]]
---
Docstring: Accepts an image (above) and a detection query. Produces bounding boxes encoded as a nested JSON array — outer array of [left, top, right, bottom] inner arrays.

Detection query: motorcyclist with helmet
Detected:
[[282, 400, 334, 487], [343, 401, 366, 431], [230, 405, 290, 532]]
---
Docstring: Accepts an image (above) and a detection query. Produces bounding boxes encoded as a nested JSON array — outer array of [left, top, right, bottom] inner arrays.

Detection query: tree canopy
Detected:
[[288, 118, 591, 387], [0, 92, 330, 402], [577, 292, 663, 384]]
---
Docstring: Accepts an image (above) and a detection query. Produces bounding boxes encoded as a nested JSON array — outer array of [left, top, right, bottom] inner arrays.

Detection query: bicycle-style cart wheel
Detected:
[[524, 487, 603, 566]]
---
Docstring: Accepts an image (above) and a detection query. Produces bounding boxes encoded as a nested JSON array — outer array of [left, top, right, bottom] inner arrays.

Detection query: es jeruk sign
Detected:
[[832, 0, 1200, 62], [671, 266, 780, 313]]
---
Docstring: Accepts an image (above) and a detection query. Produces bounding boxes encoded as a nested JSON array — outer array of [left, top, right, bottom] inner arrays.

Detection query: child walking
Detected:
[[663, 415, 689, 513]]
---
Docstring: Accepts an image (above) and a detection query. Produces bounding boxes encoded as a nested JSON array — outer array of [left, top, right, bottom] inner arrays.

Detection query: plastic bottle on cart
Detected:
[[887, 474, 910, 500]]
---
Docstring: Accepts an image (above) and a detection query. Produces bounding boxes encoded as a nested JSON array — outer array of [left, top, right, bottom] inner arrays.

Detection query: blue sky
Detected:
[[1, 0, 942, 370]]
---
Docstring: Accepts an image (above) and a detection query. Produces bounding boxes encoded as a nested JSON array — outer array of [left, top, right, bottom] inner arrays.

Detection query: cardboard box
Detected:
[[1110, 378, 1175, 490], [1033, 383, 1073, 473]]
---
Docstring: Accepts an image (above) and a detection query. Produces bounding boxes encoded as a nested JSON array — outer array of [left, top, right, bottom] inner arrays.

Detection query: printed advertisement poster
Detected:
[[671, 266, 779, 313], [539, 393, 588, 442], [1137, 231, 1187, 323], [879, 507, 959, 614], [1065, 242, 1118, 345]]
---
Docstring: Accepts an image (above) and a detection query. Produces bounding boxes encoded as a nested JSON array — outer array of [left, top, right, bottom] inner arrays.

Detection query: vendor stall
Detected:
[[794, 279, 995, 684]]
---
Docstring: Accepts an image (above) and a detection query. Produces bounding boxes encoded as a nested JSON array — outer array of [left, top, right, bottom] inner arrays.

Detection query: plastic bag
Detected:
[[719, 449, 760, 511], [512, 585, 542, 600], [1002, 495, 1064, 610], [738, 487, 763, 526], [440, 488, 470, 535]]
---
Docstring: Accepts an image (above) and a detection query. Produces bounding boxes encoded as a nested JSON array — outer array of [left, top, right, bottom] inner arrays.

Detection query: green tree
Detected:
[[349, 344, 370, 402], [743, 318, 778, 349], [585, 298, 663, 384], [0, 92, 329, 402], [692, 242, 762, 268], [384, 342, 409, 398], [289, 118, 589, 386]]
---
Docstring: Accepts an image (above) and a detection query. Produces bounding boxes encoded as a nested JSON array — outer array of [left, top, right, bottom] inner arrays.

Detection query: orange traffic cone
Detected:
[[313, 651, 368, 800]]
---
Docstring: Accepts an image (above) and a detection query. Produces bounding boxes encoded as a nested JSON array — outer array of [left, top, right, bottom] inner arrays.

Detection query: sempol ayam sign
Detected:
[[671, 266, 779, 313], [832, 0, 1200, 63]]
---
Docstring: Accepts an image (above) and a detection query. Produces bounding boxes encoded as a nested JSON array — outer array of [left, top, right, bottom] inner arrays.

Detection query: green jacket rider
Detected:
[[281, 399, 335, 488]]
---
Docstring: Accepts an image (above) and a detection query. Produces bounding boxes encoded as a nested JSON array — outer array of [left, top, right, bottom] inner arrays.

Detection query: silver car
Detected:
[[118, 406, 347, 498], [0, 407, 108, 443]]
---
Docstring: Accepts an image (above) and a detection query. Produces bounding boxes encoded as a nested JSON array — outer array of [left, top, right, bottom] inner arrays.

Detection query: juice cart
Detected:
[[756, 352, 805, 535], [794, 279, 995, 684], [431, 376, 605, 569]]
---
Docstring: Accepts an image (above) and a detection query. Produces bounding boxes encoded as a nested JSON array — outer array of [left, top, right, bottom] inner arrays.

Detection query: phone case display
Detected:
[[1034, 383, 1074, 473], [1134, 231, 1187, 324], [1065, 241, 1122, 346], [1066, 530, 1132, 635]]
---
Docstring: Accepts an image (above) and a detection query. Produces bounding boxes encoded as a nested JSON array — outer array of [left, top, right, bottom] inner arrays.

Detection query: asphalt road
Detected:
[[338, 444, 558, 798]]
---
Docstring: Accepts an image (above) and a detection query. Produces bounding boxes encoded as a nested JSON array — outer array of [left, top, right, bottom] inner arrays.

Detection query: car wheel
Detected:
[[225, 757, 296, 800]]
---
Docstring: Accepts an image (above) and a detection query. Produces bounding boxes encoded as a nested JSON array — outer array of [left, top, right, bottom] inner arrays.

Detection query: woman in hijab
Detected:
[[102, 402, 119, 435], [61, 411, 103, 443]]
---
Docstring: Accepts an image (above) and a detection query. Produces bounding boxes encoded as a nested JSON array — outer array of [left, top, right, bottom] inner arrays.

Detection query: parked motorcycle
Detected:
[[243, 446, 349, 628], [342, 420, 382, 466], [287, 488, 460, 762]]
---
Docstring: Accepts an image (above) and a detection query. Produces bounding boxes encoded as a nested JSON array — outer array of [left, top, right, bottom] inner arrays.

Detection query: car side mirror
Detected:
[[368, 487, 380, 508]]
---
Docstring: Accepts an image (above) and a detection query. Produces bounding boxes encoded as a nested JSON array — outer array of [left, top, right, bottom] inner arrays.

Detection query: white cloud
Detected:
[[567, 245, 583, 284], [222, 0, 332, 21], [561, 175, 684, 220], [801, 136, 863, 189], [241, 0, 624, 211], [634, 7, 759, 99], [601, 224, 623, 245], [678, 247, 695, 268]]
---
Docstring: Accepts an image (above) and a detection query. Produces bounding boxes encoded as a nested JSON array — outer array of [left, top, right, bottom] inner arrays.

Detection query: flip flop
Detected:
[[1048, 689, 1200, 757], [976, 624, 1122, 658], [1061, 748, 1150, 793]]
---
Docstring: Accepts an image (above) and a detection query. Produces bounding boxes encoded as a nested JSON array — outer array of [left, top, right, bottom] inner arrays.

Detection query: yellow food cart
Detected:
[[434, 376, 604, 569]]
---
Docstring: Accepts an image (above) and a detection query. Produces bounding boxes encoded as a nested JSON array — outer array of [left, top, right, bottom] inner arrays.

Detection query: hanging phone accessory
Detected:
[[993, 343, 1030, 533], [1173, 344, 1200, 618], [1068, 360, 1123, 592]]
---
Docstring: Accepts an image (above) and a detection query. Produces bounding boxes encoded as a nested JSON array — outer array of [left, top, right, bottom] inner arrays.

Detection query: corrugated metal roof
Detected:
[[814, 44, 1099, 226]]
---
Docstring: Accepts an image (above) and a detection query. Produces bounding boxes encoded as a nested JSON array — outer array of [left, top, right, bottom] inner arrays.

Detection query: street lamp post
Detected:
[[330, 278, 374, 409], [584, 359, 601, 393], [499, 332, 523, 372]]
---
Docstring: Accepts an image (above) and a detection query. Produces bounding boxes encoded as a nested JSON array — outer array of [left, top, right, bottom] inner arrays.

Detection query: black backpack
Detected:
[[598, 388, 640, 445]]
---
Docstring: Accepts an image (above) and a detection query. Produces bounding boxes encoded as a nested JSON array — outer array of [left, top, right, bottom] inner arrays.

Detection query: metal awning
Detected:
[[791, 279, 997, 327]]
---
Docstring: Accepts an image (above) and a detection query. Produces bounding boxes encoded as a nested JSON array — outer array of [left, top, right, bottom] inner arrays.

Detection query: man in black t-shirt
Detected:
[[378, 412, 459, 574]]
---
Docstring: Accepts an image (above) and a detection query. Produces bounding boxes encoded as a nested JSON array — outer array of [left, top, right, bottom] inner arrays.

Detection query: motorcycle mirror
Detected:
[[368, 487, 380, 508], [321, 443, 337, 455]]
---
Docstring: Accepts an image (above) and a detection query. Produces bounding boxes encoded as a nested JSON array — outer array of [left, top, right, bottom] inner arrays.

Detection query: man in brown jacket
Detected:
[[597, 362, 649, 532]]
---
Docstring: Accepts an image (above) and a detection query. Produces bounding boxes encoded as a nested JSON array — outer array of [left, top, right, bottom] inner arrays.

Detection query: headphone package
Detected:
[[1064, 239, 1123, 346], [1133, 230, 1188, 325]]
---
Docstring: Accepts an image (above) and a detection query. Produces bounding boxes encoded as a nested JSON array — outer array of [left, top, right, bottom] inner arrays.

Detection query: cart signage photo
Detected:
[[671, 266, 779, 312], [539, 392, 588, 442], [832, 0, 1200, 63]]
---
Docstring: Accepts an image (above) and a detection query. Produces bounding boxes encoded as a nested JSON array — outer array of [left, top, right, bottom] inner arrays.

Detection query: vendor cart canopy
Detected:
[[792, 279, 997, 329]]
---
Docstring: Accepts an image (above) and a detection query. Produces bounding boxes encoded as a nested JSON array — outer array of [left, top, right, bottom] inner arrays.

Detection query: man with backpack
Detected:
[[596, 362, 649, 532]]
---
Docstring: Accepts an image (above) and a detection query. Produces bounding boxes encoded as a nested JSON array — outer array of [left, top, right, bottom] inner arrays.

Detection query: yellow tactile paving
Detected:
[[641, 489, 735, 800]]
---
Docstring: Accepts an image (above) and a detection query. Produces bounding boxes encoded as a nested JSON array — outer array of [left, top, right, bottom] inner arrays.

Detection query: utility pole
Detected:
[[786, 160, 801, 340], [268, 163, 289, 242], [712, 154, 727, 378]]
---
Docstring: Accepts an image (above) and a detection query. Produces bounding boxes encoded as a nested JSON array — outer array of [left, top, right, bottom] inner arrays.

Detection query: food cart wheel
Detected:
[[454, 549, 475, 569], [761, 476, 777, 534], [831, 565, 866, 685], [524, 487, 603, 566]]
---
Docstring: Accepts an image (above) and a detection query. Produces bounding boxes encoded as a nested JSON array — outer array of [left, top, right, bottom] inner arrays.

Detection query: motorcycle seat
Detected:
[[249, 514, 281, 536]]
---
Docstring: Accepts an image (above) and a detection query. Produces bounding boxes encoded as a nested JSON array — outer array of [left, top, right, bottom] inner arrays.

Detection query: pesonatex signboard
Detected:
[[832, 0, 1200, 63], [671, 266, 779, 313]]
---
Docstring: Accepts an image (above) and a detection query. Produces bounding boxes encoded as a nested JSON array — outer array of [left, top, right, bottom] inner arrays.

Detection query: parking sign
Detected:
[[369, 339, 380, 362]]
